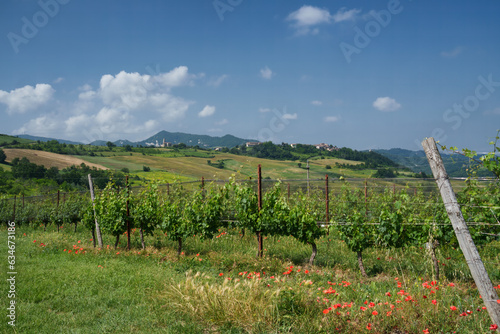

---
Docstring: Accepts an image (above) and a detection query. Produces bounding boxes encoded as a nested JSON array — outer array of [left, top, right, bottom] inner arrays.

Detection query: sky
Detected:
[[0, 0, 499, 152]]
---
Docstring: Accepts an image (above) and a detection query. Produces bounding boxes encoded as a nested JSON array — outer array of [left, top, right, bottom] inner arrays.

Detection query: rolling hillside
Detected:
[[3, 149, 108, 170]]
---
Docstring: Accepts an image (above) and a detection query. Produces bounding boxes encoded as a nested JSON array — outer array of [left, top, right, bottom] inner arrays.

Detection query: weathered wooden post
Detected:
[[126, 175, 131, 251], [422, 137, 500, 328], [257, 164, 263, 258], [88, 174, 103, 248]]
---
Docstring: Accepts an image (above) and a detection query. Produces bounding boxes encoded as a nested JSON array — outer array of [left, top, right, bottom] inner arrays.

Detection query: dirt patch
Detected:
[[3, 149, 108, 170]]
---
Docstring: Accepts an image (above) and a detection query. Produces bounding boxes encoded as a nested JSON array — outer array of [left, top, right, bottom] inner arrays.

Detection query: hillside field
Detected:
[[3, 149, 108, 170]]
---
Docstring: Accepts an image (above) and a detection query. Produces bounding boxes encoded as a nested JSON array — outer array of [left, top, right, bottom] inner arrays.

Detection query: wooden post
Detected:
[[167, 182, 170, 196], [422, 137, 500, 328], [287, 183, 290, 200], [325, 175, 329, 235], [57, 190, 60, 207], [126, 175, 131, 251], [12, 196, 16, 222], [88, 174, 103, 248], [257, 164, 263, 258]]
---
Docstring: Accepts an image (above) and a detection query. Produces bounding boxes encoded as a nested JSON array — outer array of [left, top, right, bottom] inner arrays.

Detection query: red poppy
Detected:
[[323, 309, 329, 314], [219, 273, 224, 276], [423, 329, 430, 334], [450, 306, 457, 311], [431, 300, 437, 305], [490, 324, 498, 330], [372, 311, 378, 316]]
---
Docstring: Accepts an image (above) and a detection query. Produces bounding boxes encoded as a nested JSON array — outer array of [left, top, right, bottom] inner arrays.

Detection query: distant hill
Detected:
[[136, 131, 254, 148], [0, 134, 34, 145], [374, 148, 494, 177], [89, 131, 254, 148], [17, 134, 82, 145]]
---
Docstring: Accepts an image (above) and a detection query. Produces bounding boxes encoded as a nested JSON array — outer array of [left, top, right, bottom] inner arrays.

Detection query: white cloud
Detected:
[[260, 66, 274, 80], [286, 6, 360, 35], [207, 128, 222, 133], [259, 107, 272, 113], [149, 93, 193, 121], [53, 77, 64, 84], [311, 100, 322, 106], [287, 6, 331, 27], [215, 118, 228, 125], [198, 105, 216, 117], [332, 8, 361, 22], [441, 46, 463, 58], [373, 97, 401, 112], [13, 115, 60, 137], [154, 66, 194, 87], [324, 115, 341, 122], [208, 74, 228, 87], [0, 84, 54, 114], [12, 66, 200, 143], [282, 113, 298, 120], [99, 71, 152, 110]]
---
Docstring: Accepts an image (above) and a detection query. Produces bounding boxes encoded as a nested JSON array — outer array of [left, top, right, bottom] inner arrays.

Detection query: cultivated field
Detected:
[[3, 149, 108, 170]]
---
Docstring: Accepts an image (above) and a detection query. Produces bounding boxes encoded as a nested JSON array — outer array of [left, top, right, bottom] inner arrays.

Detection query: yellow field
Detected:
[[4, 149, 108, 170]]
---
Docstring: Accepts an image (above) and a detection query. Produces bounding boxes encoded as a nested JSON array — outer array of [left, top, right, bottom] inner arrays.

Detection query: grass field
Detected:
[[1, 223, 498, 333], [0, 134, 33, 145], [77, 152, 384, 183], [3, 149, 108, 170]]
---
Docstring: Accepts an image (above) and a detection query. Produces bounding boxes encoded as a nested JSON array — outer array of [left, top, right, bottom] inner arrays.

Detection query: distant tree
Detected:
[[124, 144, 132, 152], [121, 168, 130, 173], [325, 165, 331, 169], [0, 149, 6, 164], [298, 163, 302, 168], [143, 166, 151, 172], [106, 141, 116, 149]]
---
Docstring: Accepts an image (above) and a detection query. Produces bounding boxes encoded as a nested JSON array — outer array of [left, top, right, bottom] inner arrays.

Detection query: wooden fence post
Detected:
[[88, 174, 103, 248], [422, 137, 500, 328], [325, 174, 329, 235], [126, 175, 131, 251], [257, 164, 263, 258]]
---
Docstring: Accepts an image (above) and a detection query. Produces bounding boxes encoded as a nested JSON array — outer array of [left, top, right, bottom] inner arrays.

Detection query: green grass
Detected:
[[0, 134, 33, 145], [1, 224, 498, 333]]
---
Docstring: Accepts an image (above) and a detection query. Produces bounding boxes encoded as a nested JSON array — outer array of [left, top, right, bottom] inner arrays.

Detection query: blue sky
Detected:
[[0, 0, 499, 151]]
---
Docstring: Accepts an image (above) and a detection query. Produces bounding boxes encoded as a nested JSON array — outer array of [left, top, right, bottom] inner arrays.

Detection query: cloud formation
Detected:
[[440, 46, 463, 58], [0, 84, 54, 114], [199, 105, 216, 117], [373, 97, 401, 112], [12, 66, 199, 142], [325, 115, 341, 122], [287, 6, 360, 35], [260, 66, 274, 80]]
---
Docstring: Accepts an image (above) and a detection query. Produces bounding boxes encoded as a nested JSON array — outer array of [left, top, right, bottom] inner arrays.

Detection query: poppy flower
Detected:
[[372, 311, 378, 316], [323, 309, 329, 314], [490, 324, 498, 330], [450, 306, 457, 311]]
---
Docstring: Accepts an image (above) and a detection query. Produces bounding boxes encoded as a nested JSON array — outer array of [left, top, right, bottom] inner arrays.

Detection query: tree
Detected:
[[106, 141, 116, 150], [0, 149, 6, 164]]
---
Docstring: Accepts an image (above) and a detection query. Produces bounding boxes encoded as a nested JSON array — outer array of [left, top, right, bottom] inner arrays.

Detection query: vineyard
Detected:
[[1, 165, 500, 332]]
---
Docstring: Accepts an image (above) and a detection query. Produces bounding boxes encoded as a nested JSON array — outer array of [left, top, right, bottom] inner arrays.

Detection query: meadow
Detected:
[[1, 222, 499, 333]]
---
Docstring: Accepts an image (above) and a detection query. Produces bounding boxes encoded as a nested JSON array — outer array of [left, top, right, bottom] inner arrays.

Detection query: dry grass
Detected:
[[3, 149, 108, 170], [162, 271, 282, 332]]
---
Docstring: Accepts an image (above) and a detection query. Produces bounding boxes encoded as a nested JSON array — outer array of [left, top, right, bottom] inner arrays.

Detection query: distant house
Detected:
[[290, 143, 298, 148], [316, 143, 329, 150], [214, 147, 223, 151], [246, 142, 261, 147], [161, 139, 173, 147]]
